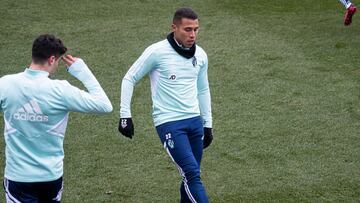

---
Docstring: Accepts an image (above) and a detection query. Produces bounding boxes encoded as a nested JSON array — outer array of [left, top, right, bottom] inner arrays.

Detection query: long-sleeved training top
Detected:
[[0, 59, 113, 182], [120, 38, 212, 128]]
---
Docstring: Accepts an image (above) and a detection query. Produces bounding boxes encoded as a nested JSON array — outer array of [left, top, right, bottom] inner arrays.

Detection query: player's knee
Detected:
[[183, 168, 201, 183]]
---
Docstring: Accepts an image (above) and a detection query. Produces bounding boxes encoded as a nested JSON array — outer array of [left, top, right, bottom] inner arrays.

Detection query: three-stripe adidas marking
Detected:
[[13, 99, 48, 122]]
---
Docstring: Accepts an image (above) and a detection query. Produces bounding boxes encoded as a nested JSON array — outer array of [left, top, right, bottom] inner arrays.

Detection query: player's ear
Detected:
[[48, 56, 56, 66], [171, 23, 177, 32]]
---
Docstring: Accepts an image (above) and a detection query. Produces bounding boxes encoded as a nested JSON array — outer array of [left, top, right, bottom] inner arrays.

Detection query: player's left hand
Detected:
[[203, 127, 213, 149]]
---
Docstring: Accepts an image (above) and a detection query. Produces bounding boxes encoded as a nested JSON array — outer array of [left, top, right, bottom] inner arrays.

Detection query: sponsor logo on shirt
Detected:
[[13, 99, 48, 122], [169, 74, 176, 80]]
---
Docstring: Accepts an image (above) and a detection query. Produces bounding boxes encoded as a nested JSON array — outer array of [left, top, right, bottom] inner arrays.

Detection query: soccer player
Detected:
[[118, 7, 213, 203], [339, 0, 357, 25], [0, 34, 113, 202]]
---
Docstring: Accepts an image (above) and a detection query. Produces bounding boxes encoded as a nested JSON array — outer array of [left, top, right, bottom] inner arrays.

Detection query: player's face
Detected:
[[172, 18, 199, 48]]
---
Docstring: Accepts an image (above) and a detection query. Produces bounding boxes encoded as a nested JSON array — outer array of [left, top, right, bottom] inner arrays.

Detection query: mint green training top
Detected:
[[120, 39, 212, 128], [0, 59, 113, 182]]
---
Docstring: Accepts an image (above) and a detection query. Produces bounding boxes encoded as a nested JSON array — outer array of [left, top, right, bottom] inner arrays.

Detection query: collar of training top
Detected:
[[25, 68, 50, 77], [167, 32, 196, 59]]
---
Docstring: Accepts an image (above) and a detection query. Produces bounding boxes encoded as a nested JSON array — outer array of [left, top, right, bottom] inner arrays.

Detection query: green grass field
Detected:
[[1, 0, 360, 202]]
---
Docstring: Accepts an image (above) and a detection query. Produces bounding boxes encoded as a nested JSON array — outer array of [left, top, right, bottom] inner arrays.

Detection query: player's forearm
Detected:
[[120, 77, 135, 118], [198, 90, 212, 128], [67, 59, 101, 91], [67, 59, 113, 113]]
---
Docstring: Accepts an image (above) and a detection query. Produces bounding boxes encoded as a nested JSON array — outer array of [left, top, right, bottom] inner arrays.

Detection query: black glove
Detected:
[[118, 118, 134, 139], [203, 127, 213, 149]]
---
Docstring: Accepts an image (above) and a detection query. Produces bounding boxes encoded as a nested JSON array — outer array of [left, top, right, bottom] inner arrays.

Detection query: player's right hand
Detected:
[[118, 118, 134, 139]]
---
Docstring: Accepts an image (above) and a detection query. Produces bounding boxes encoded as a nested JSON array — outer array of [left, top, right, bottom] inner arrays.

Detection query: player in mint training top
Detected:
[[0, 34, 113, 203], [118, 8, 213, 203], [339, 0, 357, 25]]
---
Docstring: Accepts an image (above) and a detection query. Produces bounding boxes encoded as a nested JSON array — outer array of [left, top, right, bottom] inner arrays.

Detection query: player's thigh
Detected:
[[187, 116, 204, 165], [39, 177, 63, 203], [3, 178, 38, 203], [156, 120, 199, 171]]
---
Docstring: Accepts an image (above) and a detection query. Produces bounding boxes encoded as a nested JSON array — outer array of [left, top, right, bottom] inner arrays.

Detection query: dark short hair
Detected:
[[32, 34, 67, 64], [173, 7, 198, 24]]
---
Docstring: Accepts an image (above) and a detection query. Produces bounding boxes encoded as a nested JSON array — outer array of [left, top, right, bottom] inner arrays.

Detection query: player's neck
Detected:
[[29, 62, 50, 73], [167, 32, 195, 59], [173, 37, 190, 50]]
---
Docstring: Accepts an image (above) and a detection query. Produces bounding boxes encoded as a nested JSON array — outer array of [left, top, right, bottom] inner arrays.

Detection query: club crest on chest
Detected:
[[192, 56, 197, 67]]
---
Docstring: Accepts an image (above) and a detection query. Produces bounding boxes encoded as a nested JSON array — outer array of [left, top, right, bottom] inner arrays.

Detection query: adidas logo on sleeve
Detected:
[[13, 99, 49, 122]]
